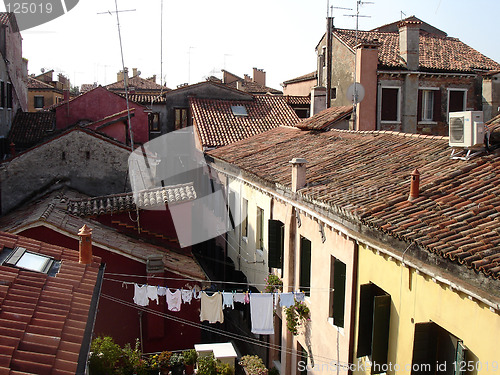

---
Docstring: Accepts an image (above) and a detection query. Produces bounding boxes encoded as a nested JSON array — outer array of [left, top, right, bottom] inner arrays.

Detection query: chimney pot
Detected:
[[408, 168, 420, 201], [78, 224, 93, 264], [290, 158, 307, 192]]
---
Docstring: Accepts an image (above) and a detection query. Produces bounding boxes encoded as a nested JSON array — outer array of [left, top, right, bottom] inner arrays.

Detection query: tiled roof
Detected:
[[296, 105, 352, 130], [119, 93, 167, 104], [283, 71, 318, 85], [80, 84, 97, 94], [8, 111, 56, 149], [0, 190, 206, 280], [333, 28, 500, 72], [27, 77, 54, 90], [66, 184, 197, 216], [190, 95, 300, 148], [486, 113, 500, 133], [226, 80, 282, 94], [284, 95, 311, 106], [0, 13, 18, 31], [0, 231, 101, 374], [209, 127, 500, 280], [106, 76, 167, 92]]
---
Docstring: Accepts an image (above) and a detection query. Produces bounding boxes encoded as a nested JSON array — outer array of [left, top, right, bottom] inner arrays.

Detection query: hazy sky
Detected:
[[5, 0, 499, 90]]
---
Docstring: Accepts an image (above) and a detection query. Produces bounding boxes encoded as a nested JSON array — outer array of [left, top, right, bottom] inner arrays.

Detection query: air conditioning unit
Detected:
[[449, 111, 484, 148]]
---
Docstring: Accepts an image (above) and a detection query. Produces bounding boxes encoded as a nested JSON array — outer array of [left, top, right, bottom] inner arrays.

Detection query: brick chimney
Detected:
[[132, 68, 138, 77], [355, 41, 380, 130], [398, 20, 421, 71], [408, 168, 420, 201], [253, 68, 266, 86], [289, 158, 307, 192], [78, 224, 93, 264]]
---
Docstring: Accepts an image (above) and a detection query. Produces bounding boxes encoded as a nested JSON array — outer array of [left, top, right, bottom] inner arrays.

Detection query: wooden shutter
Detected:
[[433, 89, 442, 122], [411, 323, 437, 375], [268, 220, 283, 268], [300, 237, 311, 296], [371, 294, 391, 373], [357, 283, 374, 357], [454, 342, 467, 375], [332, 259, 346, 328], [417, 90, 422, 122]]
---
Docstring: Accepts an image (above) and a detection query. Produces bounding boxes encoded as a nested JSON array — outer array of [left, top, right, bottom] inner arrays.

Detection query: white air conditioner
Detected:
[[449, 111, 484, 148]]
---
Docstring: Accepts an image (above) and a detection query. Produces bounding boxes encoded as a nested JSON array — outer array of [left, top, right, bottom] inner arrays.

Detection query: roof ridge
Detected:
[[329, 128, 449, 140]]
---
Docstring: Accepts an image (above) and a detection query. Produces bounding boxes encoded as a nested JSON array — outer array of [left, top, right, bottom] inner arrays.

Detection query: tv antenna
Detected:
[[344, 0, 373, 129]]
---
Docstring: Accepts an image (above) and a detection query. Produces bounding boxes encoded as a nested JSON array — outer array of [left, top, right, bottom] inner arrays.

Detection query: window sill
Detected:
[[380, 120, 401, 124], [418, 121, 437, 125], [327, 318, 345, 336]]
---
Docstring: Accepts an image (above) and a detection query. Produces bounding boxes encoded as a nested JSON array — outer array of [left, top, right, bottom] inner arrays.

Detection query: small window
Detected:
[[61, 151, 66, 160], [331, 87, 337, 100], [3, 247, 58, 275], [449, 89, 466, 114], [34, 96, 45, 109], [86, 151, 90, 159], [300, 237, 312, 296], [268, 219, 284, 270], [231, 105, 248, 117], [381, 87, 400, 122], [256, 207, 264, 250], [330, 257, 346, 328], [241, 198, 248, 238], [421, 90, 434, 121], [149, 112, 160, 132], [174, 108, 189, 130], [0, 81, 4, 108], [6, 83, 12, 109]]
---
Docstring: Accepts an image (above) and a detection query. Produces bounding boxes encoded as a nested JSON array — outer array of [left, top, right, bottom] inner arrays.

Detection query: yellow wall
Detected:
[[353, 244, 500, 375], [28, 89, 63, 112]]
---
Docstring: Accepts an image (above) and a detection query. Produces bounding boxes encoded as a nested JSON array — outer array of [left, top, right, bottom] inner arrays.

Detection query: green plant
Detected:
[[264, 274, 283, 293], [89, 336, 122, 375], [183, 349, 198, 366], [157, 350, 172, 370], [239, 355, 268, 375], [169, 353, 185, 367], [197, 354, 217, 375], [216, 361, 234, 375], [285, 301, 310, 336]]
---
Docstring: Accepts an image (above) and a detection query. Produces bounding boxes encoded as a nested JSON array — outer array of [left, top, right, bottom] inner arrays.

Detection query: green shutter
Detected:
[[357, 284, 374, 357], [454, 342, 467, 375], [332, 259, 346, 328], [300, 237, 311, 296], [268, 220, 284, 268], [371, 294, 391, 373], [411, 323, 437, 375]]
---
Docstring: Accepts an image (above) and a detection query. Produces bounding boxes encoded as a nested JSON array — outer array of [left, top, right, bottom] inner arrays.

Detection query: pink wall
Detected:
[[55, 87, 149, 145]]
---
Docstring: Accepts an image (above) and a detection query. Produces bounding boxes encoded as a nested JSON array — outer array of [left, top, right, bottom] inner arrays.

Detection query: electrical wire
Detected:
[[100, 293, 351, 370]]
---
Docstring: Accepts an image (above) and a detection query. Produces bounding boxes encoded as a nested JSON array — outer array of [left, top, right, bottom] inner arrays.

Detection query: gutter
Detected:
[[76, 262, 106, 375]]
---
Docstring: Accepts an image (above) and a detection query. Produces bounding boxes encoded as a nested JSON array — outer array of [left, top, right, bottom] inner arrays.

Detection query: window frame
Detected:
[[148, 112, 161, 132], [299, 236, 312, 297], [6, 82, 12, 109], [447, 88, 468, 118], [0, 81, 4, 108], [174, 107, 189, 130], [256, 206, 264, 251], [34, 95, 45, 109], [379, 86, 401, 124], [329, 257, 347, 328], [268, 219, 284, 270]]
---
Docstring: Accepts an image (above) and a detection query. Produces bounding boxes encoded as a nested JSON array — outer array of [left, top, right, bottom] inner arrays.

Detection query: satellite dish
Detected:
[[41, 68, 45, 73], [346, 82, 365, 104]]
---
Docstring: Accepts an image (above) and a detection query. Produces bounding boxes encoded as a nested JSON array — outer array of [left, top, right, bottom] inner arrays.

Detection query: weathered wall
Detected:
[[0, 129, 130, 214], [283, 78, 317, 97], [28, 89, 63, 112]]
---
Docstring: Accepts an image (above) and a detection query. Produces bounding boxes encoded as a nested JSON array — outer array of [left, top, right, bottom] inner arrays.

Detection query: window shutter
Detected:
[[371, 294, 391, 372], [417, 90, 422, 122], [357, 283, 374, 357], [433, 89, 442, 122], [454, 342, 467, 375], [268, 220, 283, 268], [332, 259, 346, 328], [300, 237, 311, 296], [411, 323, 437, 375]]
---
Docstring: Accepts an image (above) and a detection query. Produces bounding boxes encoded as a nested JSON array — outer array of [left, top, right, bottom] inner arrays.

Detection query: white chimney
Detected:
[[289, 158, 307, 192], [398, 20, 421, 71]]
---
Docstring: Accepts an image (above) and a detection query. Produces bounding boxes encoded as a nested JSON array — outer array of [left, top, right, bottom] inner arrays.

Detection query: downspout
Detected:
[[348, 241, 359, 375]]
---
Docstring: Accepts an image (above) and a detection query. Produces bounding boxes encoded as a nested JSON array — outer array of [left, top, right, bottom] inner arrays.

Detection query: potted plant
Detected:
[[216, 361, 234, 375], [264, 274, 283, 293], [197, 353, 217, 375], [183, 349, 198, 375], [169, 353, 185, 375], [285, 301, 310, 336], [239, 355, 268, 375], [154, 350, 172, 375]]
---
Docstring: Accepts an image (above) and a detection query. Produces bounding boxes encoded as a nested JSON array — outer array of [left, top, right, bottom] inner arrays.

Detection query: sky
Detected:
[[3, 0, 499, 91]]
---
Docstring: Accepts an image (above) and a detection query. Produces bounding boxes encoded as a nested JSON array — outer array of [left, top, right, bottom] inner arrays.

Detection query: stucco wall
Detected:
[[0, 130, 130, 214], [283, 78, 317, 97]]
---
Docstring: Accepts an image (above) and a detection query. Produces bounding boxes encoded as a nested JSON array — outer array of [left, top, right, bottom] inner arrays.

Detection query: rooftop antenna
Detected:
[[344, 0, 373, 129], [160, 0, 164, 91], [401, 11, 406, 20]]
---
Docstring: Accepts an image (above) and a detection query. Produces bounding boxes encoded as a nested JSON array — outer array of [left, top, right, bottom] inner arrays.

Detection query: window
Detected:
[[174, 108, 188, 130], [329, 257, 346, 328], [299, 237, 312, 296], [357, 283, 391, 373], [448, 89, 466, 114], [148, 112, 160, 132], [418, 89, 441, 123], [3, 246, 59, 275], [241, 198, 248, 238], [34, 96, 45, 109], [268, 220, 284, 270], [297, 343, 309, 375], [422, 90, 434, 121], [331, 87, 337, 100], [6, 83, 12, 109], [231, 105, 248, 116], [0, 81, 4, 108], [411, 322, 468, 375], [380, 87, 400, 122], [256, 207, 264, 250]]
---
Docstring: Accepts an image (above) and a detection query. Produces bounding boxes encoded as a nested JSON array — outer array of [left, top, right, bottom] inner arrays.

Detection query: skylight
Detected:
[[231, 105, 248, 116], [3, 247, 59, 275]]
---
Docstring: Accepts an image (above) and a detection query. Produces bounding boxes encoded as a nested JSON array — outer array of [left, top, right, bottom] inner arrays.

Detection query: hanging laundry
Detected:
[[222, 292, 234, 309], [244, 292, 250, 304], [280, 293, 295, 308], [233, 293, 246, 304], [147, 285, 159, 304], [166, 289, 182, 312], [295, 292, 305, 302], [273, 292, 280, 310], [157, 286, 167, 297], [193, 285, 202, 299], [250, 293, 274, 335], [133, 284, 148, 306], [200, 292, 224, 323], [182, 289, 193, 304]]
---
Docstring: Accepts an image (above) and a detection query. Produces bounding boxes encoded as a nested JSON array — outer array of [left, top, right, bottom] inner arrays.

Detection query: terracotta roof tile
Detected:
[[106, 75, 167, 92], [333, 28, 500, 72], [209, 126, 500, 280], [296, 105, 352, 130], [0, 232, 101, 374], [190, 95, 300, 149], [8, 111, 56, 150], [26, 77, 54, 90], [283, 71, 318, 85], [225, 80, 282, 94]]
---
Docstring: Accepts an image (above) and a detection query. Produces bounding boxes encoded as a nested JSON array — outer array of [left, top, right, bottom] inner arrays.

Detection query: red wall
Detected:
[[55, 87, 149, 145], [18, 226, 201, 353]]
